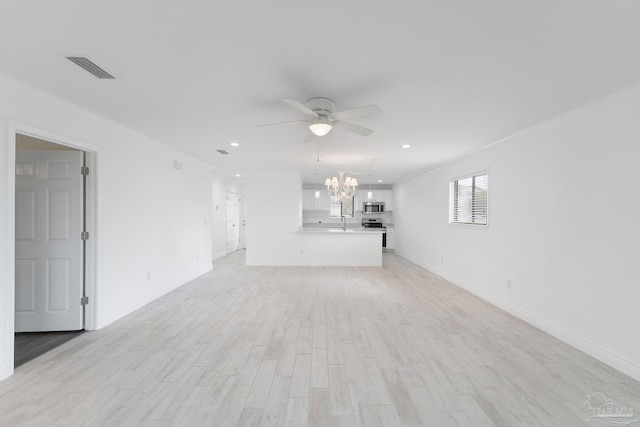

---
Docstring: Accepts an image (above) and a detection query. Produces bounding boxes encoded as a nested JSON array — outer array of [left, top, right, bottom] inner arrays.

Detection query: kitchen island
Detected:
[[297, 226, 383, 266]]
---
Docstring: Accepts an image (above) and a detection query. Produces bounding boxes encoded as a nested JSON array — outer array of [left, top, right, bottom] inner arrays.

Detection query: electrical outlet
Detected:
[[507, 279, 512, 289], [300, 249, 304, 254], [147, 272, 151, 280], [441, 256, 444, 262]]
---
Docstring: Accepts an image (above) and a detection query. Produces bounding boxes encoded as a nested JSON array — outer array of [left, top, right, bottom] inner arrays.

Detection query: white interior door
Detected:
[[226, 192, 241, 253], [15, 150, 84, 332]]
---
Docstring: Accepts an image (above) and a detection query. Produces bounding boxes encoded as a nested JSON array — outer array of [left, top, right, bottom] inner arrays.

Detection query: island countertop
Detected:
[[299, 226, 384, 234]]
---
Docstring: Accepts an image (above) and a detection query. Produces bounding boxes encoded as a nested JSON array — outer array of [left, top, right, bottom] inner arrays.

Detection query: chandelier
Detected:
[[324, 170, 358, 202]]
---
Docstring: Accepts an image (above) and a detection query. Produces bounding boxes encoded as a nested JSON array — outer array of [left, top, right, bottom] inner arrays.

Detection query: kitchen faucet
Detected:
[[341, 215, 347, 231]]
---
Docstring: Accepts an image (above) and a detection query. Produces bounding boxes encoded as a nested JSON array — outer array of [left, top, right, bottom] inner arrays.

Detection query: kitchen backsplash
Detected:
[[303, 209, 392, 225]]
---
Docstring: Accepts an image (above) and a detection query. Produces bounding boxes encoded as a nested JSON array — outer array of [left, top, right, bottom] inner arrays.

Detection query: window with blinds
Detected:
[[329, 196, 355, 218], [450, 173, 488, 225]]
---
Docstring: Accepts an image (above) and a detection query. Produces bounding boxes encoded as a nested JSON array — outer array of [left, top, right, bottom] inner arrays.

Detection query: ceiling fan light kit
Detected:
[[309, 117, 332, 136]]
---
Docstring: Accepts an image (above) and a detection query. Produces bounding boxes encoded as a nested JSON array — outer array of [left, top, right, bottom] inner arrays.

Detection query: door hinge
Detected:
[[81, 231, 89, 240], [81, 166, 90, 175], [81, 296, 89, 305]]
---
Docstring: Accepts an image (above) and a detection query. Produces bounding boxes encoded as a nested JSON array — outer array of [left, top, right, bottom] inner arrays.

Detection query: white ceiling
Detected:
[[1, 1, 639, 185]]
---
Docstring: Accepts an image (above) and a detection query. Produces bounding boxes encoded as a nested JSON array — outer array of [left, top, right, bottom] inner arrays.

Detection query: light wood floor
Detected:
[[1, 252, 638, 426]]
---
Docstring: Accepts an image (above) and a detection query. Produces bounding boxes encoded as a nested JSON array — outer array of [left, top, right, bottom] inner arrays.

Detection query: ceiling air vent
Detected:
[[66, 57, 116, 79], [217, 150, 230, 155]]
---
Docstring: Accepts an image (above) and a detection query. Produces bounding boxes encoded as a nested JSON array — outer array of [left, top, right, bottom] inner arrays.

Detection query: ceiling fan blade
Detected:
[[282, 98, 318, 117], [332, 120, 374, 137], [331, 104, 381, 121], [256, 119, 309, 127]]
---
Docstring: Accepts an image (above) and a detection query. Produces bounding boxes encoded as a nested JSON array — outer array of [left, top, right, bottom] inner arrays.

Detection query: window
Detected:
[[329, 196, 355, 218], [450, 172, 488, 225]]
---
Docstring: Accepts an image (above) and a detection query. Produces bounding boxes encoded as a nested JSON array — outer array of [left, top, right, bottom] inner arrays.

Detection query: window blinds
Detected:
[[451, 173, 488, 225]]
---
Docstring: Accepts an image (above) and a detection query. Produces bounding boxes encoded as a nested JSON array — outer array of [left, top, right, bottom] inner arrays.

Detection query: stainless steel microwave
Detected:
[[363, 201, 385, 213]]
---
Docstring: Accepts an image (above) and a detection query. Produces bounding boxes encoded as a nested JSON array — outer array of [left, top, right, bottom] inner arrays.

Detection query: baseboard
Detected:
[[212, 251, 227, 262], [0, 361, 11, 382], [97, 289, 170, 329], [395, 250, 640, 381], [97, 267, 212, 329]]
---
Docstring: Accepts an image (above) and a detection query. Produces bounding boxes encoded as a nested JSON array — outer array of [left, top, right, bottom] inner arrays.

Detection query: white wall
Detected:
[[245, 171, 302, 266], [0, 74, 213, 381], [394, 84, 640, 380]]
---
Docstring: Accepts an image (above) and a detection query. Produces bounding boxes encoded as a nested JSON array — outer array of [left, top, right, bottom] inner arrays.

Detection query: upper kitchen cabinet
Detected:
[[355, 190, 368, 208], [381, 190, 393, 211], [302, 189, 330, 211], [354, 188, 393, 212], [302, 189, 314, 210]]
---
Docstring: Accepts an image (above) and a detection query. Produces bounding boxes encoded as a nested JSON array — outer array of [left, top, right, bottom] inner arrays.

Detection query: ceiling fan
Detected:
[[258, 97, 381, 141]]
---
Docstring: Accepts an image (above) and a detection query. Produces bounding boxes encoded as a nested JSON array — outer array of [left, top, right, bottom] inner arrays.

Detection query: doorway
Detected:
[[13, 133, 94, 366], [226, 191, 241, 253], [241, 193, 247, 250], [14, 330, 85, 368]]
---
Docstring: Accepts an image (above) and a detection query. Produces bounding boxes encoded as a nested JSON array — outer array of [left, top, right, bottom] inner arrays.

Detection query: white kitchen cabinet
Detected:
[[302, 189, 315, 210], [386, 227, 394, 250], [355, 189, 394, 212], [357, 189, 381, 205], [317, 190, 330, 211], [381, 190, 393, 211], [303, 189, 330, 211], [354, 190, 367, 211]]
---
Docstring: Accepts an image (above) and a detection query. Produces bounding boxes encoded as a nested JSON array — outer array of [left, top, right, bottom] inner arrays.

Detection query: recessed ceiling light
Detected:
[[377, 179, 383, 183], [235, 174, 241, 177], [230, 142, 240, 147], [402, 144, 411, 148]]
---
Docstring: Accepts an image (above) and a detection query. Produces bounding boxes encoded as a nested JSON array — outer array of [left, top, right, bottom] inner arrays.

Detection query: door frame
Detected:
[[241, 193, 246, 250], [3, 121, 98, 376]]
